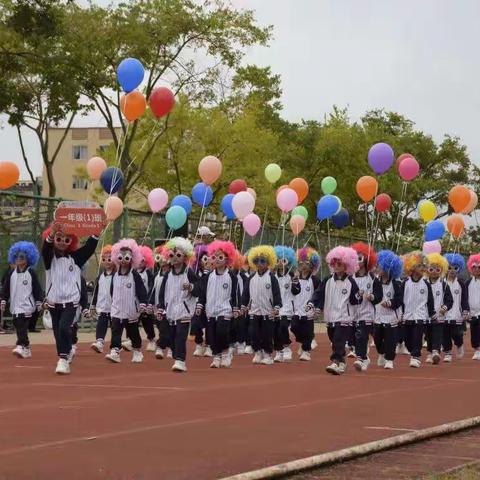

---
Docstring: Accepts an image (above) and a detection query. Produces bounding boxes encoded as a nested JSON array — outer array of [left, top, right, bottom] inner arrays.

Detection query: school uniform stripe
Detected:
[[45, 256, 81, 305], [96, 272, 113, 314], [111, 271, 138, 320], [206, 270, 233, 318], [294, 277, 313, 317], [9, 270, 36, 316], [403, 278, 429, 322], [248, 272, 274, 316]]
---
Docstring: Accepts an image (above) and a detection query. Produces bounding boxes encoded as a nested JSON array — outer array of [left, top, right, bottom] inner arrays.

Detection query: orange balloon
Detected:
[[447, 214, 465, 239], [0, 161, 20, 190], [461, 190, 478, 214], [288, 178, 309, 203], [276, 184, 288, 197], [356, 176, 378, 203], [448, 185, 470, 213], [198, 155, 222, 185], [120, 90, 147, 122]]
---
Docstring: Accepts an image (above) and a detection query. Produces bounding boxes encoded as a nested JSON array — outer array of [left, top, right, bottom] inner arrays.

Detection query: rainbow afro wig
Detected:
[[350, 242, 377, 272], [166, 237, 194, 259], [8, 241, 40, 267], [248, 245, 277, 270], [296, 247, 320, 272], [402, 251, 427, 276], [377, 250, 403, 279], [326, 246, 359, 276]]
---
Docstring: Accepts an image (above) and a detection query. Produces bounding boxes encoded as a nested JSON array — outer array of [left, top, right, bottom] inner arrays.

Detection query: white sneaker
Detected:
[[166, 348, 173, 358], [426, 353, 433, 364], [193, 344, 205, 357], [172, 360, 187, 372], [398, 342, 409, 355], [347, 347, 356, 358], [353, 359, 364, 372], [132, 350, 143, 363], [338, 362, 346, 374], [384, 360, 394, 370], [203, 346, 213, 357], [432, 350, 441, 365], [409, 357, 421, 368], [274, 351, 284, 363], [146, 340, 156, 352], [311, 338, 318, 350], [299, 351, 311, 361], [261, 354, 274, 365], [236, 342, 246, 355], [443, 353, 452, 363], [283, 346, 292, 362], [23, 347, 32, 358], [221, 353, 232, 368], [252, 351, 263, 364], [326, 362, 341, 375], [472, 350, 480, 361], [12, 345, 24, 358], [122, 339, 133, 351], [105, 349, 121, 363], [91, 340, 104, 353], [457, 345, 465, 359], [55, 358, 70, 375], [68, 345, 77, 364], [377, 354, 386, 367], [155, 347, 164, 359], [245, 345, 254, 355], [228, 346, 235, 356], [210, 356, 221, 368]]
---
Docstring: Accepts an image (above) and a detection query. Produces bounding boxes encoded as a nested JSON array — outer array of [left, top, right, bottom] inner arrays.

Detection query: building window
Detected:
[[72, 145, 88, 160], [72, 176, 89, 190]]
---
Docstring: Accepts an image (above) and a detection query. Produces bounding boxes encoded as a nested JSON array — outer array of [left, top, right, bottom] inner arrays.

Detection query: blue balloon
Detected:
[[221, 194, 235, 220], [316, 195, 340, 221], [100, 167, 124, 194], [171, 194, 192, 215], [425, 220, 446, 241], [191, 182, 213, 207], [332, 208, 350, 228], [117, 58, 145, 93]]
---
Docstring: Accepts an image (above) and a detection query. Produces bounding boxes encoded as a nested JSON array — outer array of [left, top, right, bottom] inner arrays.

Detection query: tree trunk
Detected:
[[45, 163, 57, 224]]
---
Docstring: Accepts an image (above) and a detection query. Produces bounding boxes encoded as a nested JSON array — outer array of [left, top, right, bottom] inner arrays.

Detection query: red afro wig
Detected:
[[232, 250, 246, 270], [350, 242, 377, 272], [139, 245, 154, 269], [41, 225, 79, 253], [207, 240, 237, 267], [467, 254, 480, 273]]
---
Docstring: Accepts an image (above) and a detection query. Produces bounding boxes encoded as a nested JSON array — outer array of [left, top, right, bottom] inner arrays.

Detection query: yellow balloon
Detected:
[[418, 200, 436, 223], [265, 163, 282, 183]]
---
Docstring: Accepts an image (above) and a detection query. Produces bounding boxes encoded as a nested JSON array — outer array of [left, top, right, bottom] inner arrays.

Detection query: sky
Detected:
[[2, 0, 480, 179]]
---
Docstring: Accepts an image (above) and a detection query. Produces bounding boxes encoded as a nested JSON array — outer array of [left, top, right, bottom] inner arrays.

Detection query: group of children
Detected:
[[2, 223, 480, 376]]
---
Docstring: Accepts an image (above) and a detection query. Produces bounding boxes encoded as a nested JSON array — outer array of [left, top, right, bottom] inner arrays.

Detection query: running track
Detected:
[[1, 335, 479, 480]]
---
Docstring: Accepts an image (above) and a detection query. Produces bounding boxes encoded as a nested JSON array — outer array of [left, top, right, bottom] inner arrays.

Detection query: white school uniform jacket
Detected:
[[241, 270, 282, 317], [1, 267, 43, 316], [465, 277, 480, 318], [374, 278, 403, 326], [110, 269, 148, 321], [444, 279, 468, 324], [92, 271, 114, 314], [276, 272, 301, 317], [353, 273, 382, 324], [197, 269, 238, 319], [153, 271, 166, 308], [137, 268, 154, 304], [294, 275, 319, 317], [427, 279, 453, 321], [401, 277, 435, 322]]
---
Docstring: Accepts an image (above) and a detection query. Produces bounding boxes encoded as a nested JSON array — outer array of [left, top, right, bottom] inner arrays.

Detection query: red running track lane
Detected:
[[0, 335, 480, 480]]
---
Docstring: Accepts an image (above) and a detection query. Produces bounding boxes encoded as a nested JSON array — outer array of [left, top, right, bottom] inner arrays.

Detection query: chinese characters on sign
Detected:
[[54, 201, 106, 237]]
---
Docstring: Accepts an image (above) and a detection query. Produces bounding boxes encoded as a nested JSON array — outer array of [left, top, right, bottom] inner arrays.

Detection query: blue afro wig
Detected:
[[8, 241, 40, 267], [377, 250, 403, 279], [274, 246, 297, 268], [444, 253, 466, 273]]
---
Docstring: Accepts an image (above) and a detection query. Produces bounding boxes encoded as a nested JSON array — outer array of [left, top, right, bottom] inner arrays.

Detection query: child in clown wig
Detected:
[[308, 246, 361, 375], [158, 237, 200, 373], [466, 254, 480, 360], [291, 247, 320, 361], [273, 246, 301, 362], [373, 250, 404, 370], [105, 239, 148, 364], [401, 252, 435, 368], [425, 254, 453, 365], [1, 242, 43, 359], [196, 241, 238, 368], [241, 246, 282, 365]]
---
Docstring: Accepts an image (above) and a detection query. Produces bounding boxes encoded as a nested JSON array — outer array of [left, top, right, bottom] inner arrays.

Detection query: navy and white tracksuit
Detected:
[[275, 272, 301, 351], [291, 275, 317, 352], [425, 279, 453, 353], [465, 278, 480, 350], [91, 271, 113, 342], [137, 267, 155, 341], [443, 278, 468, 352]]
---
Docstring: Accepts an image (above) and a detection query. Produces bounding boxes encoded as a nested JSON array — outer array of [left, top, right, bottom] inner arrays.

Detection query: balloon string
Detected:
[[391, 182, 407, 249], [259, 205, 268, 245], [281, 213, 286, 248], [241, 229, 246, 254], [372, 213, 380, 250], [228, 221, 233, 242], [327, 218, 331, 250], [124, 122, 159, 174], [109, 122, 131, 197], [364, 203, 369, 244], [194, 188, 209, 241], [368, 183, 379, 248], [395, 183, 409, 253], [141, 213, 154, 246]]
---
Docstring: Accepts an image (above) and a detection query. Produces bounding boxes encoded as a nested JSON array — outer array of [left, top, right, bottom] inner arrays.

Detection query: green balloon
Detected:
[[292, 205, 308, 220], [321, 176, 337, 195], [165, 205, 187, 230], [265, 163, 282, 183]]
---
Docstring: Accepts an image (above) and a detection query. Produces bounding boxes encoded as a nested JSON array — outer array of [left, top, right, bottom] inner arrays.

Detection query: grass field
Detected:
[[429, 466, 480, 479]]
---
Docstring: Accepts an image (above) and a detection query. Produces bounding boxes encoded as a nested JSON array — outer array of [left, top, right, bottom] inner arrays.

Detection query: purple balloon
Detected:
[[368, 143, 394, 175]]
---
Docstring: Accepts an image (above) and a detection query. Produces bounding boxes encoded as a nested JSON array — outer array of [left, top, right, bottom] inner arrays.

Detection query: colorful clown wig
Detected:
[[111, 238, 142, 269], [166, 237, 194, 259], [426, 253, 448, 275], [296, 247, 320, 272], [274, 246, 297, 268], [377, 250, 403, 279], [139, 245, 154, 269], [326, 246, 359, 276], [154, 245, 167, 264], [350, 242, 377, 272], [402, 251, 427, 276], [444, 253, 466, 273], [41, 224, 79, 253], [207, 240, 237, 267], [192, 243, 209, 271], [8, 241, 40, 267], [467, 254, 480, 274], [247, 245, 277, 270]]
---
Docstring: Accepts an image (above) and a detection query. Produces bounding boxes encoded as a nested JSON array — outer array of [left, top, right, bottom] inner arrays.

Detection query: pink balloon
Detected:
[[398, 156, 420, 181], [422, 240, 441, 254], [276, 187, 298, 213], [148, 188, 168, 213], [242, 213, 261, 236], [198, 155, 222, 185], [86, 156, 107, 181], [289, 214, 306, 235], [247, 187, 256, 200], [104, 196, 124, 221], [232, 191, 255, 220]]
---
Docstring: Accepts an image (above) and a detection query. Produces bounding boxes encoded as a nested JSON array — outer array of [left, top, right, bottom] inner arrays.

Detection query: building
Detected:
[[0, 178, 42, 218]]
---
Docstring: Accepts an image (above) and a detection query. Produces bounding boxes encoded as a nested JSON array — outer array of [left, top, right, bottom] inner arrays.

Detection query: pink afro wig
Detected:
[[139, 245, 154, 269], [326, 246, 359, 276], [351, 242, 377, 272], [296, 247, 320, 271], [402, 251, 427, 276], [467, 254, 480, 273], [207, 240, 237, 267], [111, 238, 142, 269], [41, 225, 79, 253]]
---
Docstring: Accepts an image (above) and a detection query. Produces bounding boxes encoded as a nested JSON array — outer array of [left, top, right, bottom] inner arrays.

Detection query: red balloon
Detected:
[[229, 179, 247, 194], [375, 193, 392, 212], [149, 87, 175, 118]]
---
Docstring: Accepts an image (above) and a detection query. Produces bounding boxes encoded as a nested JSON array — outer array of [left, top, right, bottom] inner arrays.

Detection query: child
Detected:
[[373, 250, 403, 370], [292, 247, 320, 361], [196, 240, 238, 368], [443, 253, 468, 362], [70, 274, 89, 363], [308, 246, 361, 375], [158, 237, 199, 372], [0, 241, 43, 359], [137, 245, 156, 352], [466, 254, 480, 360], [425, 253, 453, 364], [273, 246, 300, 362], [90, 245, 115, 353], [241, 246, 282, 365], [105, 239, 148, 364], [401, 252, 435, 368], [232, 252, 250, 355]]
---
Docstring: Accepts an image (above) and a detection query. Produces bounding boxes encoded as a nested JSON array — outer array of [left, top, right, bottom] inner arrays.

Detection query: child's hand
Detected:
[[182, 282, 192, 292]]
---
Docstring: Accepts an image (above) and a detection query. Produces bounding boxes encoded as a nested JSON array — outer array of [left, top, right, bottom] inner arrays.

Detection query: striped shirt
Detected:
[[46, 256, 82, 305], [153, 272, 165, 307], [204, 269, 236, 318], [111, 269, 148, 320], [353, 273, 378, 324], [7, 269, 40, 316], [402, 277, 434, 322], [160, 268, 198, 321], [294, 276, 315, 317], [445, 279, 464, 324], [276, 273, 299, 317], [93, 272, 113, 314], [374, 280, 401, 325], [243, 271, 282, 317], [468, 277, 480, 317]]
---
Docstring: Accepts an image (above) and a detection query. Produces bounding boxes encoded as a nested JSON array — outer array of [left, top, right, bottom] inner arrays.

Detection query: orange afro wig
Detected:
[[402, 251, 427, 276], [350, 242, 377, 272], [101, 244, 112, 255]]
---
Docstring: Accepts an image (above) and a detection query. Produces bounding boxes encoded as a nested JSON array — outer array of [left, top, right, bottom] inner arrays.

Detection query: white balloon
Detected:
[[232, 191, 255, 220]]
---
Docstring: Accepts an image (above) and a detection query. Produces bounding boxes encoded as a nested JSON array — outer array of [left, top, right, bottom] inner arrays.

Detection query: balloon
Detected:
[[265, 163, 282, 183], [276, 187, 298, 213], [120, 91, 147, 122], [198, 155, 222, 185], [171, 194, 192, 215], [191, 182, 213, 207], [0, 161, 20, 190], [368, 142, 394, 175], [396, 153, 413, 172], [425, 220, 446, 241], [333, 195, 342, 215], [292, 205, 308, 220], [147, 188, 168, 213], [332, 208, 350, 228], [356, 176, 378, 202], [100, 167, 124, 194], [448, 185, 471, 213], [117, 58, 144, 93], [247, 187, 256, 200], [317, 195, 340, 221], [375, 193, 392, 213], [232, 191, 255, 220], [418, 200, 436, 223], [149, 87, 175, 118], [289, 214, 306, 235], [165, 205, 187, 230], [447, 215, 465, 239], [276, 184, 288, 196], [220, 193, 235, 220], [86, 156, 107, 181], [398, 156, 420, 181], [321, 176, 337, 195], [104, 196, 124, 222], [423, 240, 442, 255], [462, 190, 478, 214], [288, 178, 309, 203], [243, 213, 261, 236], [229, 179, 247, 194]]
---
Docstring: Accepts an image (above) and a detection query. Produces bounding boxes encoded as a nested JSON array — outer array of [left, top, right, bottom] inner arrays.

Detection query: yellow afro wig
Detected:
[[247, 245, 277, 271], [402, 251, 427, 276], [426, 253, 448, 275]]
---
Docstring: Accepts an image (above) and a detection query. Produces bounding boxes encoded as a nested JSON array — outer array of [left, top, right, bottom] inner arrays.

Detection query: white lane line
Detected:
[[14, 365, 44, 369], [31, 382, 186, 391], [364, 426, 417, 432]]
